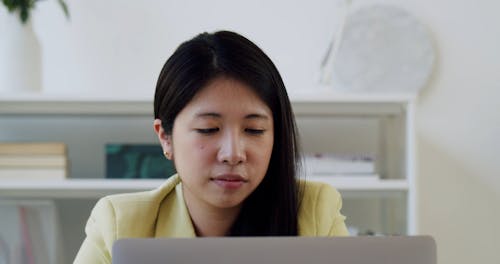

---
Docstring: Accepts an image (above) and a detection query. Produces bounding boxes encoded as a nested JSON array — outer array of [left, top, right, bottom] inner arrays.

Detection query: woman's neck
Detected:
[[182, 185, 242, 237]]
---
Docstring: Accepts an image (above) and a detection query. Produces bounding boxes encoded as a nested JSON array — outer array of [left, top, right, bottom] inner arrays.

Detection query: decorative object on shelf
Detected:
[[0, 142, 68, 179], [0, 7, 41, 93], [0, 235, 8, 264], [319, 4, 435, 94], [0, 200, 59, 264], [106, 144, 176, 179], [0, 0, 69, 93]]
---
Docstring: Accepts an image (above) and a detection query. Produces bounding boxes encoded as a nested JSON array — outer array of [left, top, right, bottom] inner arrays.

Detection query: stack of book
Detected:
[[303, 153, 376, 177], [0, 142, 68, 180]]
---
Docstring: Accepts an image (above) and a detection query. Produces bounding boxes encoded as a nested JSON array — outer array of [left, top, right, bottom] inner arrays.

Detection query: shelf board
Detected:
[[289, 90, 415, 103], [0, 179, 164, 199], [0, 177, 408, 199], [0, 91, 414, 116], [0, 90, 415, 102], [308, 176, 408, 191]]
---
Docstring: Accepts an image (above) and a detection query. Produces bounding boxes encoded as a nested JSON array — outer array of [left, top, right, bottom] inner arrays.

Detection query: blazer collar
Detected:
[[154, 174, 197, 237]]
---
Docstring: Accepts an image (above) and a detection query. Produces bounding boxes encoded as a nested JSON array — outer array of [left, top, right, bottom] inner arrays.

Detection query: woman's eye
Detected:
[[196, 128, 219, 134], [245, 128, 265, 135]]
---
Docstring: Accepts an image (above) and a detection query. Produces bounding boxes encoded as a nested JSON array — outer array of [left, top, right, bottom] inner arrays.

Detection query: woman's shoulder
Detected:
[[298, 179, 348, 236], [103, 174, 181, 207], [88, 175, 181, 237], [74, 175, 183, 263], [299, 178, 341, 208]]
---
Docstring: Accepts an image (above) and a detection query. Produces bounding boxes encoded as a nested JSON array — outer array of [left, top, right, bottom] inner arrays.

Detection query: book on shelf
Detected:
[[0, 168, 67, 179], [303, 153, 376, 176], [106, 143, 176, 179], [0, 142, 66, 155], [0, 155, 67, 168], [0, 142, 68, 180], [20, 206, 51, 264]]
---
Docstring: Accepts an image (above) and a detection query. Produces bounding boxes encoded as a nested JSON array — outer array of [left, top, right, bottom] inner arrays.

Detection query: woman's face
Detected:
[[155, 77, 274, 210]]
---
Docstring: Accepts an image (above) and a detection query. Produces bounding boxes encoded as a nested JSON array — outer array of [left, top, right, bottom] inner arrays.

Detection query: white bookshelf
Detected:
[[0, 92, 417, 262]]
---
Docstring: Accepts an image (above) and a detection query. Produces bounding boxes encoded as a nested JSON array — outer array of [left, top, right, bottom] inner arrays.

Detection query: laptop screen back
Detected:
[[112, 236, 436, 264]]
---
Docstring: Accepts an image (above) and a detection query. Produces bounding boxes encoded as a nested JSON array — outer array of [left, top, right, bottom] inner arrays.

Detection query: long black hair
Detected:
[[154, 31, 301, 236]]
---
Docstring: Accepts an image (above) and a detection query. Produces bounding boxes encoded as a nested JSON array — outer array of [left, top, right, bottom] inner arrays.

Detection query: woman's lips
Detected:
[[211, 174, 247, 189]]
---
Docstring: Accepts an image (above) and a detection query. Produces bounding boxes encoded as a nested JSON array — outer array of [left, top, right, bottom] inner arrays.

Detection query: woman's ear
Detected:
[[153, 119, 173, 159]]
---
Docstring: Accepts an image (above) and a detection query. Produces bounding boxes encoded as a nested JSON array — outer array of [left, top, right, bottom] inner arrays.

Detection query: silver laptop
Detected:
[[112, 236, 436, 264]]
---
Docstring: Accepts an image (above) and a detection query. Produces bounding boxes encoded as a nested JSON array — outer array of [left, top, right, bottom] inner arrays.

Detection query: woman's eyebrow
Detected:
[[195, 112, 221, 119], [245, 113, 270, 120], [194, 112, 270, 120]]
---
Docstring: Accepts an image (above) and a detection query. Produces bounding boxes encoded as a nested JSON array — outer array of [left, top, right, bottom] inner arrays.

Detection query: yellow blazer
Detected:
[[74, 175, 348, 264]]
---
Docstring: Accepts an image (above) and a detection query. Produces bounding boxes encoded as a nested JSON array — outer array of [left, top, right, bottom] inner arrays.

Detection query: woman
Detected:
[[74, 30, 348, 263]]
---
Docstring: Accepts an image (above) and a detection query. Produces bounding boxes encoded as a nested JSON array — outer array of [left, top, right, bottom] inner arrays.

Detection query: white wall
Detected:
[[2, 0, 500, 263], [412, 1, 500, 263], [29, 0, 344, 96]]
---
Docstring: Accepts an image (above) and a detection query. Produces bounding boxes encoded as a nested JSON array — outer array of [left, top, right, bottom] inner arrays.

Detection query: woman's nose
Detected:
[[217, 130, 246, 165]]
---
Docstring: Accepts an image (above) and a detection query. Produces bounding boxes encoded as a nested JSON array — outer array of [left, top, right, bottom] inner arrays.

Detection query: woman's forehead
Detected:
[[183, 77, 273, 117]]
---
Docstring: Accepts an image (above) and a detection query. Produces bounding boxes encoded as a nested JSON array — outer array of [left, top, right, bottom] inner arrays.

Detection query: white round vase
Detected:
[[0, 9, 42, 93]]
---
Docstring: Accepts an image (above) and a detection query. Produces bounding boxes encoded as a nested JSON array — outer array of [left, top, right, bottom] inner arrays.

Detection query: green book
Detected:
[[106, 144, 176, 179]]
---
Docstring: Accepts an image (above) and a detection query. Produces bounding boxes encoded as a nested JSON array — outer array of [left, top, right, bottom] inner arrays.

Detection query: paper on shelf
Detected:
[[303, 153, 375, 175]]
